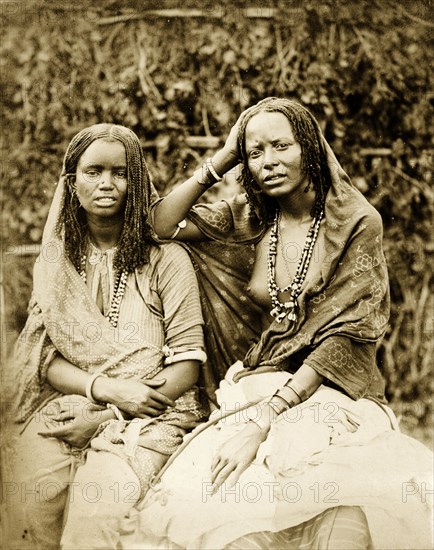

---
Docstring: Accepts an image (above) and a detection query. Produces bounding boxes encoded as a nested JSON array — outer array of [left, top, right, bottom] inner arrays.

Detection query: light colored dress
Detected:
[[129, 362, 433, 550], [5, 241, 207, 549]]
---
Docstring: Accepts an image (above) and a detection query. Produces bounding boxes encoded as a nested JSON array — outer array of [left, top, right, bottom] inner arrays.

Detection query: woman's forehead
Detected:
[[78, 139, 126, 166], [245, 111, 295, 144]]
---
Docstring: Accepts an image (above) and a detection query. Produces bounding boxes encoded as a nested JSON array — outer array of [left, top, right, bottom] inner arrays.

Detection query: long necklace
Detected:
[[267, 210, 323, 323], [80, 254, 128, 328]]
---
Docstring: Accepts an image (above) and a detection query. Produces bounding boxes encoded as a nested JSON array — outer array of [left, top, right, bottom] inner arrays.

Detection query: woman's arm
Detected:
[[210, 364, 324, 491], [47, 356, 175, 417], [152, 119, 242, 240], [47, 354, 199, 395], [92, 360, 200, 403]]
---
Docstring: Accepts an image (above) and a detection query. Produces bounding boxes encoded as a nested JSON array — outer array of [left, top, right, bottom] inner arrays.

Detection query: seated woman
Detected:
[[4, 124, 207, 550], [134, 97, 433, 549]]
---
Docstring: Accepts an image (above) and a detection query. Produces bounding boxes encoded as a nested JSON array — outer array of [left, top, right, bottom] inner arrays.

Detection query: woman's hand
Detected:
[[92, 377, 175, 418], [232, 365, 280, 383], [220, 113, 243, 163], [212, 105, 257, 175], [210, 421, 268, 493], [38, 399, 110, 449]]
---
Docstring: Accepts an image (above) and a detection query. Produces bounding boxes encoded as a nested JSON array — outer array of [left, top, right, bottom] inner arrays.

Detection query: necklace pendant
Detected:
[[288, 311, 297, 322], [276, 311, 287, 323], [270, 306, 280, 317]]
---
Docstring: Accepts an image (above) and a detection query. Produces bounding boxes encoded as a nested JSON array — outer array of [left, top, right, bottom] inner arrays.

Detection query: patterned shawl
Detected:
[[184, 137, 389, 403], [12, 177, 164, 422]]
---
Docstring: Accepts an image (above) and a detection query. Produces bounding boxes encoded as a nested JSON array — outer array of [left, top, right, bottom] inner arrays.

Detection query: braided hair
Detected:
[[237, 97, 331, 225], [58, 123, 158, 273]]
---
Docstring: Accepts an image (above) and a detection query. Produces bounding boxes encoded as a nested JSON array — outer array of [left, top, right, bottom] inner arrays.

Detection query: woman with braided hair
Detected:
[[4, 123, 207, 549], [135, 97, 433, 549]]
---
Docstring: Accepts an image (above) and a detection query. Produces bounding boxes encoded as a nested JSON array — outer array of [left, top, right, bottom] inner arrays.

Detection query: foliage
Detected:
[[1, 0, 433, 421]]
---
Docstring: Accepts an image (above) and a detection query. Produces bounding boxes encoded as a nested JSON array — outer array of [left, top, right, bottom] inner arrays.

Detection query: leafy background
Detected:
[[1, 0, 433, 444]]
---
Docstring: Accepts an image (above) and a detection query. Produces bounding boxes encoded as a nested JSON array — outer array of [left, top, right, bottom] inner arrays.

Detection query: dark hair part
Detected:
[[237, 97, 331, 224], [58, 123, 158, 273]]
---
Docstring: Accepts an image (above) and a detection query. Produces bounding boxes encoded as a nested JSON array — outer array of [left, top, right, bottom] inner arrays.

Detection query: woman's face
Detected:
[[74, 139, 128, 222], [244, 111, 307, 199]]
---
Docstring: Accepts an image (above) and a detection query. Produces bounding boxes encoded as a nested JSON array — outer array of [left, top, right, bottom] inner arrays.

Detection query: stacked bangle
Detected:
[[273, 385, 300, 408], [245, 403, 271, 433], [194, 158, 222, 188], [284, 379, 311, 402], [205, 158, 222, 182], [267, 398, 289, 416]]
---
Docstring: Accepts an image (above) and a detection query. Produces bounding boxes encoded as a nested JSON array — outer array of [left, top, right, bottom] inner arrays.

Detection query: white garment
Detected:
[[124, 362, 433, 550]]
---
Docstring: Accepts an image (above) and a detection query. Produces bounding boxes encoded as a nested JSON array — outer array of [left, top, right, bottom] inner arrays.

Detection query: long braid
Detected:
[[237, 97, 332, 224], [58, 124, 158, 274]]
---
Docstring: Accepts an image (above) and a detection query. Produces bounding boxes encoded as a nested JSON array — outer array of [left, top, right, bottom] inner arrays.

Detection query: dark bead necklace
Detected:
[[267, 209, 323, 323]]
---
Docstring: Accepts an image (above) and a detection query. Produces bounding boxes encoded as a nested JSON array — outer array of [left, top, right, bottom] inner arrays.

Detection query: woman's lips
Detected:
[[94, 196, 117, 206], [264, 174, 286, 185]]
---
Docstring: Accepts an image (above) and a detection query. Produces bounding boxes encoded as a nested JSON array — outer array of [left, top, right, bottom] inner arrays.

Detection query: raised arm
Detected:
[[152, 112, 244, 240]]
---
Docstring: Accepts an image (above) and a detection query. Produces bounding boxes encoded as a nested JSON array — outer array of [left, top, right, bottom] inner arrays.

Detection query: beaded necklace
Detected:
[[79, 253, 128, 328], [267, 209, 323, 323]]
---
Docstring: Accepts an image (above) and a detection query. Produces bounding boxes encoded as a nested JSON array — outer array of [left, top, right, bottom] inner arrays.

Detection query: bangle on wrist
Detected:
[[206, 158, 222, 182], [86, 372, 107, 404], [193, 166, 213, 188], [272, 385, 300, 408], [284, 379, 311, 402], [247, 418, 270, 434], [245, 404, 271, 433], [267, 398, 289, 416], [193, 158, 222, 189]]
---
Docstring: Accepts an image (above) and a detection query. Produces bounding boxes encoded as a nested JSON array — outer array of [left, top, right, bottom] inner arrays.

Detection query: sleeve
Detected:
[[154, 243, 206, 364], [303, 335, 377, 400], [187, 194, 263, 244]]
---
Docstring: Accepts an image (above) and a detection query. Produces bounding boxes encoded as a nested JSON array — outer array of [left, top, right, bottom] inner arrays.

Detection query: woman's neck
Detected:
[[87, 216, 123, 251], [276, 186, 316, 222]]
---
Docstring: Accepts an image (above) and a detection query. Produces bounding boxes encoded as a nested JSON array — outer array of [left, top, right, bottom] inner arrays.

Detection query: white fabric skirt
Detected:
[[121, 362, 433, 550]]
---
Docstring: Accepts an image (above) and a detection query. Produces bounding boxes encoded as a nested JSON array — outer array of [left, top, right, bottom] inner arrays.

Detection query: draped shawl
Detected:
[[183, 138, 389, 403], [12, 177, 167, 422]]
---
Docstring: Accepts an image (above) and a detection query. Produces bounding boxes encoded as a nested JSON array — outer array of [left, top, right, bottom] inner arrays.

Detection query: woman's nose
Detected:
[[99, 171, 114, 188], [263, 149, 278, 169]]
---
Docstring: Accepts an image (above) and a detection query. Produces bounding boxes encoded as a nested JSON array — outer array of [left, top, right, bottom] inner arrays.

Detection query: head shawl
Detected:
[[185, 98, 389, 402], [13, 124, 161, 421]]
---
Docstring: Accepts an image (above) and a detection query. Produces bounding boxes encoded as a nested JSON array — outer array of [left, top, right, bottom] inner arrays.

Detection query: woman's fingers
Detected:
[[38, 424, 68, 438], [144, 397, 167, 410], [211, 460, 251, 493], [52, 410, 74, 422], [144, 407, 164, 417], [225, 463, 248, 489], [211, 454, 227, 478], [211, 462, 237, 492], [144, 378, 166, 387], [146, 388, 175, 408]]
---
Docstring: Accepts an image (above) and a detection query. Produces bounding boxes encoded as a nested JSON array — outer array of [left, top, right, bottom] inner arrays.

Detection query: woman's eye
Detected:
[[248, 150, 262, 159], [275, 143, 289, 150], [115, 171, 127, 179], [85, 170, 100, 179]]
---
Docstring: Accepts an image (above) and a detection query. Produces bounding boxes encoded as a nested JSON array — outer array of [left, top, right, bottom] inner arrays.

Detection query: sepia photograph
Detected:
[[1, 1, 433, 548]]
